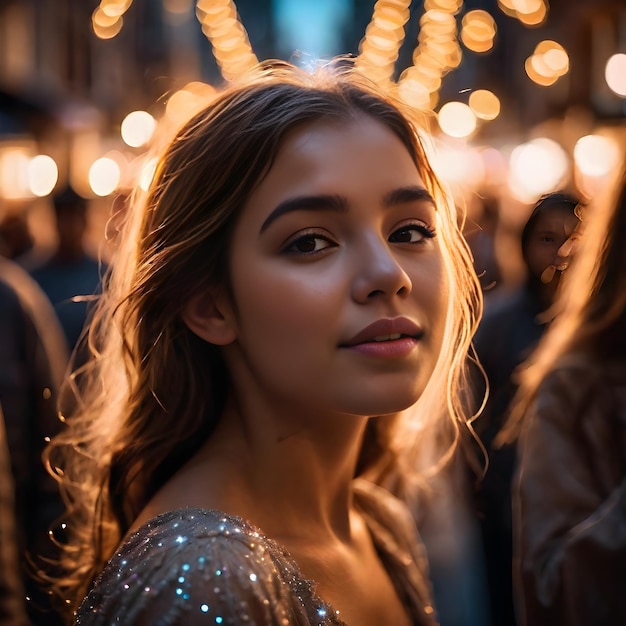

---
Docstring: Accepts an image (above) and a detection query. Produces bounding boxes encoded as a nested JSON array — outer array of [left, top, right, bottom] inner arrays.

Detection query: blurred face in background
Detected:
[[524, 206, 581, 286]]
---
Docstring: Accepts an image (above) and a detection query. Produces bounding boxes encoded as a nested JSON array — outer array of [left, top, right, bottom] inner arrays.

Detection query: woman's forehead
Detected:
[[531, 206, 579, 232]]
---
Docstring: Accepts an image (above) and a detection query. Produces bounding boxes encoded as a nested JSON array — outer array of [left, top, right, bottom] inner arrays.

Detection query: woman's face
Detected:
[[221, 115, 449, 419], [524, 206, 580, 284]]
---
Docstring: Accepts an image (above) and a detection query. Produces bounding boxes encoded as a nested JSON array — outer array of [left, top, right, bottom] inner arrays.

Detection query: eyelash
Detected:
[[282, 221, 436, 256], [282, 230, 336, 255], [389, 222, 436, 244]]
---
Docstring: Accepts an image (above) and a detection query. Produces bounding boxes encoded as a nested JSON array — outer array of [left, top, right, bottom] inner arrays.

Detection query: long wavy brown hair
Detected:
[[43, 60, 482, 620]]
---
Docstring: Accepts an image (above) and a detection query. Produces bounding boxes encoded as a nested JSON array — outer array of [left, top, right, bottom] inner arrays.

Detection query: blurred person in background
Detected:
[[0, 403, 30, 626], [500, 166, 626, 626], [27, 186, 106, 357], [0, 255, 68, 625], [0, 212, 35, 261], [469, 191, 582, 625]]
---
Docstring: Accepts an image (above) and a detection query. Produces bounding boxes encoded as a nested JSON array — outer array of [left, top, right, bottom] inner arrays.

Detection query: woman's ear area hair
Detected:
[[182, 287, 237, 346]]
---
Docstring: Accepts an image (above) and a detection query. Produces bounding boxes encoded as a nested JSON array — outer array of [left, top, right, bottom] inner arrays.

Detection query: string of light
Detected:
[[354, 0, 412, 88], [195, 0, 258, 82]]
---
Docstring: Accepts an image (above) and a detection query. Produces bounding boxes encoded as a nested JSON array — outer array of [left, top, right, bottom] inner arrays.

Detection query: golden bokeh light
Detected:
[[438, 101, 477, 138], [100, 0, 133, 18], [574, 134, 622, 177], [512, 0, 542, 14], [508, 137, 569, 201], [28, 155, 58, 197], [92, 15, 123, 40], [121, 111, 156, 148], [605, 53, 626, 97], [498, 0, 547, 25], [525, 40, 569, 86], [469, 89, 501, 120], [461, 10, 496, 53], [89, 157, 121, 197]]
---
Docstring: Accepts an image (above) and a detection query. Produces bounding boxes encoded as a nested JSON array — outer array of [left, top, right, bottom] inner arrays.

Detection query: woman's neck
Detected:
[[134, 397, 369, 544]]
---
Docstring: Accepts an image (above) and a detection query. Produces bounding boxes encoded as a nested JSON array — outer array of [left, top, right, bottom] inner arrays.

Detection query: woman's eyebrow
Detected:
[[260, 194, 347, 233], [259, 186, 436, 234], [383, 186, 436, 208]]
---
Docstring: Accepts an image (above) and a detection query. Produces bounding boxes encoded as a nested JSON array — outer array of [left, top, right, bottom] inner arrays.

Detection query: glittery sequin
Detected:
[[74, 479, 438, 625]]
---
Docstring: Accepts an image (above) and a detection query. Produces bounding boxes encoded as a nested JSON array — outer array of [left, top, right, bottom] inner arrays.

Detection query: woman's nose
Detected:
[[351, 236, 412, 303]]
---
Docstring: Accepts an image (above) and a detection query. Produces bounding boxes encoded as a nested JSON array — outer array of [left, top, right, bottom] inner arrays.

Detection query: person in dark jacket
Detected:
[[0, 402, 30, 626], [28, 186, 106, 356], [470, 192, 582, 625], [0, 256, 68, 625]]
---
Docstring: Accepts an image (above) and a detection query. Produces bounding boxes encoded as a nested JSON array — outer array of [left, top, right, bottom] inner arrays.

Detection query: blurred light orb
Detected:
[[605, 53, 626, 97], [525, 56, 558, 86], [425, 0, 463, 12], [100, 0, 133, 18], [92, 7, 120, 27], [574, 134, 621, 177], [437, 101, 477, 138], [513, 0, 545, 20], [468, 89, 501, 120], [431, 145, 485, 188], [139, 157, 158, 192], [0, 147, 31, 199], [512, 0, 542, 13], [91, 8, 124, 39], [121, 110, 156, 148], [27, 155, 58, 197], [525, 40, 568, 85], [460, 10, 496, 53], [89, 158, 121, 196], [397, 78, 431, 110], [509, 138, 568, 200], [543, 47, 569, 74], [166, 89, 203, 122]]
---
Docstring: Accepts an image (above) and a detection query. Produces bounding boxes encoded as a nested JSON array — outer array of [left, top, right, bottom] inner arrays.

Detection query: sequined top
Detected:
[[75, 479, 438, 625]]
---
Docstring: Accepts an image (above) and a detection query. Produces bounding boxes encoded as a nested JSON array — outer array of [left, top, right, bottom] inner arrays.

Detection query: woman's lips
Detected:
[[345, 336, 420, 358], [341, 318, 423, 357]]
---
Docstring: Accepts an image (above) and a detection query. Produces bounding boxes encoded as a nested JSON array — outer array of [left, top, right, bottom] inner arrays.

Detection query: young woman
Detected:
[[46, 61, 481, 625]]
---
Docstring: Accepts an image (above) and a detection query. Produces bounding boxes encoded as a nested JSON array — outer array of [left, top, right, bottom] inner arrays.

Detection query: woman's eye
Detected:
[[389, 224, 436, 244], [285, 234, 334, 254]]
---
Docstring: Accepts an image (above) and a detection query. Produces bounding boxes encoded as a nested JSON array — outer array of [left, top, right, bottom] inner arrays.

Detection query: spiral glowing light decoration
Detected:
[[355, 0, 412, 88], [195, 0, 258, 82]]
